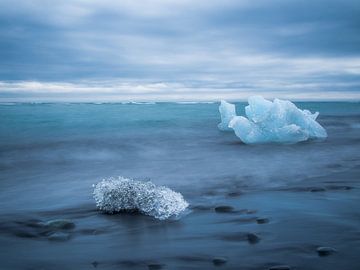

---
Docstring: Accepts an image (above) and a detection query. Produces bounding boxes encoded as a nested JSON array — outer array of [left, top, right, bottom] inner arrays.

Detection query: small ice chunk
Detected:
[[93, 177, 189, 220], [227, 96, 327, 144], [218, 100, 237, 131]]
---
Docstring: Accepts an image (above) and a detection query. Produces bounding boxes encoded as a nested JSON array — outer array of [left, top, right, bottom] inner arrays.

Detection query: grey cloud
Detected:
[[0, 0, 359, 100]]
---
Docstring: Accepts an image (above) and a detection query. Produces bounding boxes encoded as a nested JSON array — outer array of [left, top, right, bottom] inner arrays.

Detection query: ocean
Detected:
[[0, 102, 359, 269]]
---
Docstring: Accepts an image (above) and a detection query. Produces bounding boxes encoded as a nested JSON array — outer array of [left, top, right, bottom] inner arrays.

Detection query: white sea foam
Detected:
[[93, 177, 189, 220]]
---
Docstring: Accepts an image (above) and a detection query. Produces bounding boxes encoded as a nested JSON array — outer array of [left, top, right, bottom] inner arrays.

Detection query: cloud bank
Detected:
[[0, 0, 359, 101]]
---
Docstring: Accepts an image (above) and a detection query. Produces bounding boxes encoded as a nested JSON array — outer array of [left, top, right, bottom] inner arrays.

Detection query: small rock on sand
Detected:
[[256, 218, 269, 224], [317, 246, 337, 256], [246, 233, 260, 244], [148, 263, 164, 269], [212, 257, 227, 266], [310, 187, 326, 192]]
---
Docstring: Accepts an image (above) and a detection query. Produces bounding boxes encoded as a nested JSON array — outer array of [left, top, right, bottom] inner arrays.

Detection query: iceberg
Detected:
[[218, 100, 237, 131], [223, 96, 327, 144], [93, 177, 189, 220]]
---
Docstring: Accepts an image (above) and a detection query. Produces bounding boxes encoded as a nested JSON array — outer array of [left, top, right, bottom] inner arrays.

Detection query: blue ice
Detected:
[[219, 96, 327, 144], [218, 100, 237, 131]]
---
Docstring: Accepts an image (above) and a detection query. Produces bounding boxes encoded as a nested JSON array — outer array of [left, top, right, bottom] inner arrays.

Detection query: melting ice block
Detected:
[[93, 177, 189, 220], [227, 96, 327, 144], [218, 100, 237, 131]]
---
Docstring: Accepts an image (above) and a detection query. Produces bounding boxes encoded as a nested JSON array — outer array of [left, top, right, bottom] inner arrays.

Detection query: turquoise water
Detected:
[[0, 102, 359, 269]]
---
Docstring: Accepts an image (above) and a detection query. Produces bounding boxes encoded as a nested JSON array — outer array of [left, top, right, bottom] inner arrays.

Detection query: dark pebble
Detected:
[[246, 233, 260, 244], [310, 187, 326, 192], [91, 261, 99, 268], [212, 257, 227, 266], [256, 218, 269, 224], [148, 263, 164, 270], [215, 206, 234, 213], [269, 265, 291, 270], [317, 246, 337, 256]]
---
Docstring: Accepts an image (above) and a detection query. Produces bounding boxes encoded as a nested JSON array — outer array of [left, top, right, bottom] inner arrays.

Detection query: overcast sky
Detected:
[[0, 0, 359, 101]]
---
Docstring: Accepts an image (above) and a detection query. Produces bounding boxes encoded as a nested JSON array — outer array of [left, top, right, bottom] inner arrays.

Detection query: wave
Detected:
[[120, 102, 157, 105], [175, 101, 215, 104], [0, 102, 17, 106], [93, 177, 189, 220]]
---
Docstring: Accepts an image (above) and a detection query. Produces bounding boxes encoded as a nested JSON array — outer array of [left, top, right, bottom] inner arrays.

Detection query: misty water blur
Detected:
[[0, 102, 359, 269]]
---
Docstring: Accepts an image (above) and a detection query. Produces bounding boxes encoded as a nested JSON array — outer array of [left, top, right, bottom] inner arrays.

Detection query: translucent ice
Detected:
[[218, 100, 237, 131], [93, 177, 189, 220], [227, 96, 327, 144]]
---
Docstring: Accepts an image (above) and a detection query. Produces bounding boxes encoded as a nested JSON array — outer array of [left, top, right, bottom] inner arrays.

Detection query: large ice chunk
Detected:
[[218, 100, 237, 131], [227, 96, 327, 144], [93, 177, 189, 220]]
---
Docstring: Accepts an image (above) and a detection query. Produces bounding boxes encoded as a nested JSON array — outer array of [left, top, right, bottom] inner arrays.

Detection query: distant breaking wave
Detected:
[[175, 101, 215, 104], [93, 177, 189, 220], [0, 102, 17, 105], [121, 101, 156, 105]]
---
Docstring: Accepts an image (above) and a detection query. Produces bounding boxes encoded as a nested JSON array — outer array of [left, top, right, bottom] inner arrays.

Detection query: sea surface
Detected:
[[0, 102, 359, 269]]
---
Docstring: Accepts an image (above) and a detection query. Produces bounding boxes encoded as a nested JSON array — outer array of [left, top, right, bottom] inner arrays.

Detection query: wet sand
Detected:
[[0, 165, 359, 270]]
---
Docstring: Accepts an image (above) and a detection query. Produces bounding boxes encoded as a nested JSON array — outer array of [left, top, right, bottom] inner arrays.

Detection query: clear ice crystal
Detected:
[[93, 177, 189, 220]]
